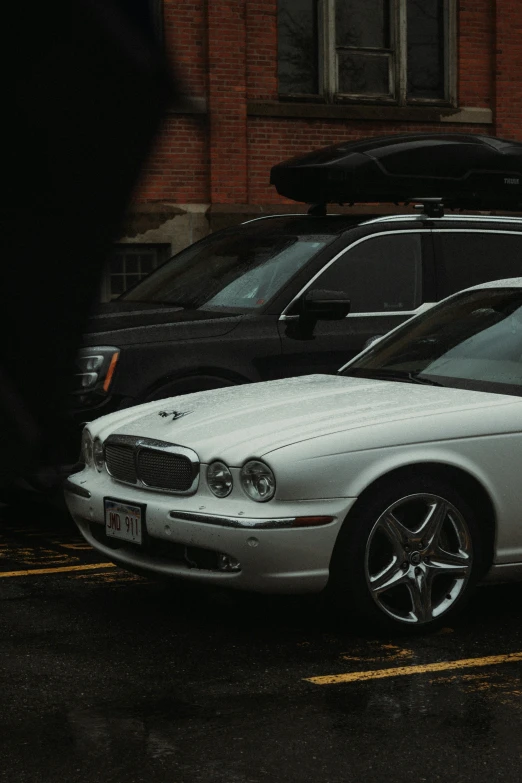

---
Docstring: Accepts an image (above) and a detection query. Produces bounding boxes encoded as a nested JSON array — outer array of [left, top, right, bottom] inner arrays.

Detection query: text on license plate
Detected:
[[105, 500, 143, 544]]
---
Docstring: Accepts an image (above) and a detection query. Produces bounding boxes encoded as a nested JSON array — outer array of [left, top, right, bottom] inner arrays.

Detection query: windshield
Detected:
[[341, 287, 522, 397], [122, 218, 342, 312]]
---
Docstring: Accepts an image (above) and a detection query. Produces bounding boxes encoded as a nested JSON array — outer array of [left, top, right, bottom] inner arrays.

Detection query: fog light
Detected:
[[217, 554, 241, 572]]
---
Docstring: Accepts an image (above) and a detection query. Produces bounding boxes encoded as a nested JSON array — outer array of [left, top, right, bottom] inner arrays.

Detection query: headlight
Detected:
[[93, 437, 105, 472], [207, 461, 233, 498], [75, 346, 120, 393], [80, 428, 94, 466], [240, 460, 276, 502]]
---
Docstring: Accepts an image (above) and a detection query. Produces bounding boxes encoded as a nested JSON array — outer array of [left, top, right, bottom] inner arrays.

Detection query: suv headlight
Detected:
[[207, 461, 233, 497], [75, 346, 120, 393], [80, 428, 94, 467], [240, 460, 276, 502]]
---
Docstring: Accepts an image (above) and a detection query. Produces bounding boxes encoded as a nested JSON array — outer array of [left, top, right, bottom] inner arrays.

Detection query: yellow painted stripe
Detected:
[[0, 562, 117, 578], [305, 651, 522, 685]]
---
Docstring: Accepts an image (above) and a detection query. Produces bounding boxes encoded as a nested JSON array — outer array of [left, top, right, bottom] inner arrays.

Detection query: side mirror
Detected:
[[301, 289, 351, 321]]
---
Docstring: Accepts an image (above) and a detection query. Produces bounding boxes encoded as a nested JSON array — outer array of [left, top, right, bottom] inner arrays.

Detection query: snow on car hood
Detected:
[[92, 374, 522, 465]]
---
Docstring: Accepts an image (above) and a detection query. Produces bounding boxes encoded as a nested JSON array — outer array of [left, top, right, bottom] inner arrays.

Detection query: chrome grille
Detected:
[[105, 444, 137, 484], [104, 435, 199, 495], [138, 449, 193, 491]]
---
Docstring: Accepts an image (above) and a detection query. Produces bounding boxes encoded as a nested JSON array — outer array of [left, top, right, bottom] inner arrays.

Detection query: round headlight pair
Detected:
[[80, 428, 104, 471], [206, 459, 276, 502]]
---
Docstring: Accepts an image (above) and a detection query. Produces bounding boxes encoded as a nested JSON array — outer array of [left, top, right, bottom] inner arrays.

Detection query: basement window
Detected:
[[103, 244, 170, 301]]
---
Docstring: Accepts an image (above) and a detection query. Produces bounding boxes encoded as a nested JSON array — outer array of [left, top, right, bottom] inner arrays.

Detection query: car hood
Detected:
[[82, 301, 243, 345], [92, 374, 522, 465]]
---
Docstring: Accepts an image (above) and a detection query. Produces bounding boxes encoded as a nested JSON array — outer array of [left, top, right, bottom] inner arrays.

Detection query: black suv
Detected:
[[71, 132, 522, 451], [73, 210, 522, 433]]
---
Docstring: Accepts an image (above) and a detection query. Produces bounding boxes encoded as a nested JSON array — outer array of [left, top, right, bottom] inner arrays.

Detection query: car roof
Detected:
[[243, 212, 522, 229], [361, 213, 522, 226], [463, 277, 522, 292]]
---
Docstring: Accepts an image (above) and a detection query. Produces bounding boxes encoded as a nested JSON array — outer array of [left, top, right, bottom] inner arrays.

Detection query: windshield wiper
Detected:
[[405, 371, 445, 387], [345, 369, 445, 386]]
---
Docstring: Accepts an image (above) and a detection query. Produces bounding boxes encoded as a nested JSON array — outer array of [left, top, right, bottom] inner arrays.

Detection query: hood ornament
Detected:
[[158, 410, 191, 422]]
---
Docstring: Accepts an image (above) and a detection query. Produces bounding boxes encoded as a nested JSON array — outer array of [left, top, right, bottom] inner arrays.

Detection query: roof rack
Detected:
[[411, 198, 444, 218], [307, 198, 445, 219], [307, 203, 327, 217]]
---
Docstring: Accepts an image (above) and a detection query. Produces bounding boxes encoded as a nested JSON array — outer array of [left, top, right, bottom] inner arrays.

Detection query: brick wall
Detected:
[[495, 0, 522, 140], [163, 0, 207, 98], [138, 115, 208, 203], [459, 0, 495, 109], [129, 0, 522, 229]]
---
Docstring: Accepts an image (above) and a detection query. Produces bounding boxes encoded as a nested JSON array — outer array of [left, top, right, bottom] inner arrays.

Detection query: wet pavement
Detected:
[[2, 501, 522, 782]]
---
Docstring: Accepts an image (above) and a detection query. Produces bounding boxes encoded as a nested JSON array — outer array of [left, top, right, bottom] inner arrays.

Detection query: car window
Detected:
[[342, 288, 522, 396], [203, 239, 328, 308], [313, 232, 423, 313], [438, 231, 522, 298], [121, 220, 340, 312]]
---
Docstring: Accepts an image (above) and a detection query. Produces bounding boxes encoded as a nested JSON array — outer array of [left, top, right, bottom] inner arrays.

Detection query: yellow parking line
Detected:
[[0, 562, 117, 578], [305, 651, 522, 685]]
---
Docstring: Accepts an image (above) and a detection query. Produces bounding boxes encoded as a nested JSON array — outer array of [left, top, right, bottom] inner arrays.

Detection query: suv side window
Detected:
[[437, 231, 522, 298], [313, 232, 423, 313]]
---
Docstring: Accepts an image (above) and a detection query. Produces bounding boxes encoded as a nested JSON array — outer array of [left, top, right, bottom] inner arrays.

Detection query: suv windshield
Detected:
[[122, 217, 349, 312], [341, 287, 522, 397]]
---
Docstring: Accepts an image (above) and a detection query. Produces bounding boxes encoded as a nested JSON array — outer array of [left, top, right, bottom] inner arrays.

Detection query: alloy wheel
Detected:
[[364, 493, 473, 625]]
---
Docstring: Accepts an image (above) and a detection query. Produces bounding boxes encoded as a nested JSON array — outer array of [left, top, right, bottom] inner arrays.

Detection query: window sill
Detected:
[[247, 102, 492, 125]]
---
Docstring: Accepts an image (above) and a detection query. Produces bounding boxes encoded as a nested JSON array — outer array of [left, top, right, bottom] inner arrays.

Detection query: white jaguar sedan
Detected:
[[65, 278, 522, 631]]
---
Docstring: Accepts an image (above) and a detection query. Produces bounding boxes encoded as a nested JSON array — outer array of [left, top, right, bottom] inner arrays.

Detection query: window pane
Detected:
[[314, 234, 423, 313], [336, 0, 390, 48], [278, 0, 318, 94], [140, 257, 154, 274], [407, 0, 445, 99], [107, 245, 167, 301], [125, 274, 141, 289], [110, 276, 125, 296], [438, 234, 522, 298], [126, 256, 139, 273], [110, 255, 123, 274], [338, 52, 390, 95]]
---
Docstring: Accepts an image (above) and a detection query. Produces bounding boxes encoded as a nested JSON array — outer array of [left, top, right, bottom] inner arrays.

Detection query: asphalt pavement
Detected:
[[2, 499, 522, 783]]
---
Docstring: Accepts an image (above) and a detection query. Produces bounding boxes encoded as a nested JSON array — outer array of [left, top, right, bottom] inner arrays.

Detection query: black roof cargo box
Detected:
[[270, 133, 522, 210]]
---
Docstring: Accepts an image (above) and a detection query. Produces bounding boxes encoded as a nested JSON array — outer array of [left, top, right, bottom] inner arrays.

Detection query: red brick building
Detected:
[[106, 0, 522, 299]]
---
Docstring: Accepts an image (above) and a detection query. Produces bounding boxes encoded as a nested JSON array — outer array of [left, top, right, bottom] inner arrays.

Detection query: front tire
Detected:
[[329, 474, 485, 632]]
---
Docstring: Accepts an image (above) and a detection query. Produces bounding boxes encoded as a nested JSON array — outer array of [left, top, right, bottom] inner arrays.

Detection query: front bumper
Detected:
[[64, 469, 356, 594]]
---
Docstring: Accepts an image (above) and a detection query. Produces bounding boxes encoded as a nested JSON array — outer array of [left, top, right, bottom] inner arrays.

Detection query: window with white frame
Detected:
[[102, 244, 170, 301], [278, 0, 456, 105]]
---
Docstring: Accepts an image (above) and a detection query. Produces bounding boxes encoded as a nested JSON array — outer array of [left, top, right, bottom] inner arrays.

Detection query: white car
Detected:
[[65, 278, 522, 631]]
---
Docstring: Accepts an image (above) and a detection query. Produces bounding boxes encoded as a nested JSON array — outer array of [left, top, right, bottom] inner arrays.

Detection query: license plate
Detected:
[[104, 499, 143, 544]]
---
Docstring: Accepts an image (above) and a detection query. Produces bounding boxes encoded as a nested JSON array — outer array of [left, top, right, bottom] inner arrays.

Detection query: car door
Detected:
[[278, 229, 435, 376]]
